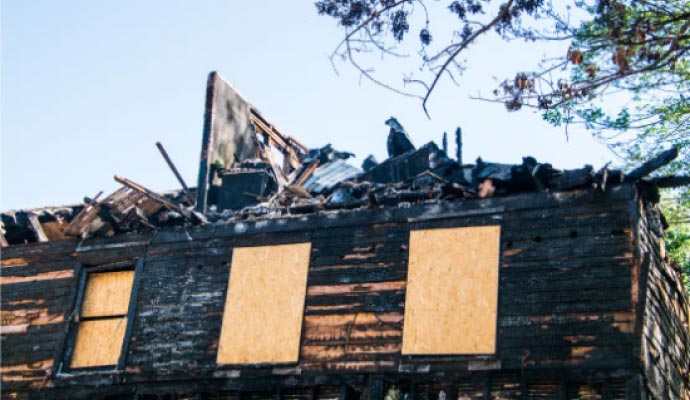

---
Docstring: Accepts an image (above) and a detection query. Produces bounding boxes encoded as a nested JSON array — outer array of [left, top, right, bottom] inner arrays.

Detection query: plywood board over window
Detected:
[[402, 226, 500, 355], [217, 242, 311, 364], [70, 318, 128, 368], [68, 266, 139, 370], [81, 271, 134, 317]]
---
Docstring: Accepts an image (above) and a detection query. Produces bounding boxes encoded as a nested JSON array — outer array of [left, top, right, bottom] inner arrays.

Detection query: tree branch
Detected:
[[422, 0, 516, 117]]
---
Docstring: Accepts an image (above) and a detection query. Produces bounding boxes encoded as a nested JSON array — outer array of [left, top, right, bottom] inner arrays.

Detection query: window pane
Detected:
[[217, 243, 311, 364], [81, 271, 134, 318], [402, 226, 500, 355], [70, 317, 127, 368]]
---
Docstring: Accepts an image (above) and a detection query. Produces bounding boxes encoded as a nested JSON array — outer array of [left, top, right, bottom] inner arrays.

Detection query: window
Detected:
[[402, 226, 500, 355], [217, 242, 311, 364], [65, 260, 143, 370]]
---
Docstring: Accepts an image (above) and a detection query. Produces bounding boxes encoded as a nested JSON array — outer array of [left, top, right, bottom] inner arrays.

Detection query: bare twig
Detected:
[[422, 0, 516, 117]]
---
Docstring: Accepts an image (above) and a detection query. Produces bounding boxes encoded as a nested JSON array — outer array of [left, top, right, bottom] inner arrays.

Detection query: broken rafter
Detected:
[[114, 176, 191, 220], [649, 175, 690, 188], [63, 203, 101, 237], [294, 160, 320, 187], [261, 146, 288, 189], [625, 147, 679, 182], [26, 213, 49, 243], [87, 190, 104, 204], [155, 142, 196, 206], [250, 109, 307, 171], [251, 109, 308, 153]]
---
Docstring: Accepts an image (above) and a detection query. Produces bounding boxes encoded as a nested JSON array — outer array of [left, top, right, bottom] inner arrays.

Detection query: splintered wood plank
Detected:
[[70, 317, 127, 368], [402, 226, 500, 355], [217, 242, 311, 364], [81, 271, 134, 318], [0, 269, 74, 285], [0, 230, 8, 247]]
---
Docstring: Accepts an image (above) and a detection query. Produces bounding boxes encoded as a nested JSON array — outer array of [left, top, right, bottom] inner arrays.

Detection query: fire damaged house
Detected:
[[2, 72, 689, 400]]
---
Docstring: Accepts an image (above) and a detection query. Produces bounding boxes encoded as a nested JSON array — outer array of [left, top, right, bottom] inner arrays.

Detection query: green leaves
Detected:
[[316, 0, 690, 173], [547, 0, 690, 174], [661, 189, 690, 293]]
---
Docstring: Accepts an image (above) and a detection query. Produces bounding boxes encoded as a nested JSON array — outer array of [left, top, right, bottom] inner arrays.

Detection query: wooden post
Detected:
[[519, 379, 528, 400], [602, 381, 614, 400], [368, 375, 384, 400], [444, 385, 457, 400], [455, 127, 463, 166], [308, 386, 319, 400], [339, 384, 356, 400], [559, 381, 567, 400], [482, 378, 490, 400]]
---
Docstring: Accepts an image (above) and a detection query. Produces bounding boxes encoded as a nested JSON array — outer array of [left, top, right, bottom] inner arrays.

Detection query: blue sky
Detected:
[[1, 1, 617, 210]]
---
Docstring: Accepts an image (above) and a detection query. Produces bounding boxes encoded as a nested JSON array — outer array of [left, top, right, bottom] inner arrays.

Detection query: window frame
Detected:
[[57, 258, 144, 375]]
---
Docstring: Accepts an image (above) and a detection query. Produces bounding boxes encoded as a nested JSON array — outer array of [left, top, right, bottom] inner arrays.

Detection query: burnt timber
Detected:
[[2, 72, 689, 399], [2, 184, 689, 399]]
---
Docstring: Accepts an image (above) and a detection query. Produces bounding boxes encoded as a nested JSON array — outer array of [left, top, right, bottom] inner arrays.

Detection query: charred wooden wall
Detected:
[[1, 239, 79, 392], [2, 184, 686, 399], [636, 200, 690, 400]]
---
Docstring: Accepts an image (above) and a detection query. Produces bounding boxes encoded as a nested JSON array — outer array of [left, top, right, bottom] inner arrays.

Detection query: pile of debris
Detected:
[[201, 120, 685, 222], [2, 73, 688, 246], [2, 117, 686, 246]]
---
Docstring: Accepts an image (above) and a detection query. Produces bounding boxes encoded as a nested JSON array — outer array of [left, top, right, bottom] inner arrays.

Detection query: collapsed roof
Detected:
[[2, 72, 688, 246]]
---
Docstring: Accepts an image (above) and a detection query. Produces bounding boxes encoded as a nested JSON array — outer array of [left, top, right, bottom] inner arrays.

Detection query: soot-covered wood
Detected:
[[4, 185, 687, 399], [638, 202, 690, 400]]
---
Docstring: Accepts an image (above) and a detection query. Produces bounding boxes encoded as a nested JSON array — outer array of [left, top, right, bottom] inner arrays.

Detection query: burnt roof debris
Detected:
[[386, 117, 416, 157], [361, 142, 445, 185], [303, 159, 361, 195], [2, 73, 688, 246], [361, 155, 379, 171]]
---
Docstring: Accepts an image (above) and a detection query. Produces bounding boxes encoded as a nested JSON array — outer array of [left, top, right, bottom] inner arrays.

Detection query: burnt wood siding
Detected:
[[638, 204, 690, 400], [2, 184, 685, 399], [1, 239, 79, 393]]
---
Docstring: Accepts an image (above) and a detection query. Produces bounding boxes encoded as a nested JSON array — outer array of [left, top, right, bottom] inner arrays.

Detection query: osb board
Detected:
[[217, 243, 311, 364], [70, 317, 127, 368], [81, 271, 134, 318], [402, 226, 500, 355]]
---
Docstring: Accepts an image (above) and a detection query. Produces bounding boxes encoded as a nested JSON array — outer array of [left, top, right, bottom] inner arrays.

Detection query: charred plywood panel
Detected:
[[196, 72, 257, 213], [70, 318, 128, 368], [217, 243, 311, 364], [81, 271, 134, 318], [402, 226, 500, 355]]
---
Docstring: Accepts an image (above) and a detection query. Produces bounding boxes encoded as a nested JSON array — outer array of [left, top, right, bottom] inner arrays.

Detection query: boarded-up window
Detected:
[[217, 243, 311, 364], [70, 270, 135, 368], [402, 226, 500, 355]]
